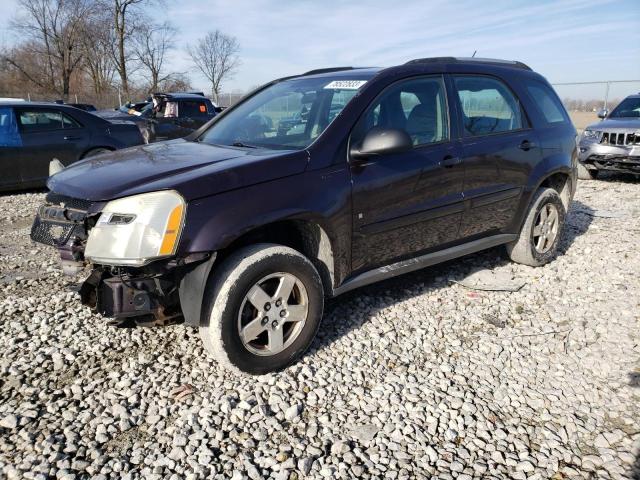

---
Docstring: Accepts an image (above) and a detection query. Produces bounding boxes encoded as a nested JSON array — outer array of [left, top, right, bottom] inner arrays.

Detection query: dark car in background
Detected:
[[32, 58, 577, 374], [67, 103, 97, 112], [93, 93, 217, 142], [0, 102, 144, 191], [96, 100, 151, 120]]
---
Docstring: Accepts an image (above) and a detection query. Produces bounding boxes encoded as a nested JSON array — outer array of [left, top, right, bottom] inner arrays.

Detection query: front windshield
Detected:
[[198, 76, 367, 150], [609, 97, 640, 118]]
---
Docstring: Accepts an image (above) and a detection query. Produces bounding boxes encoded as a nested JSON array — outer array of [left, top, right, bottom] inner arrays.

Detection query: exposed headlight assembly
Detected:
[[85, 190, 185, 266], [581, 129, 601, 141]]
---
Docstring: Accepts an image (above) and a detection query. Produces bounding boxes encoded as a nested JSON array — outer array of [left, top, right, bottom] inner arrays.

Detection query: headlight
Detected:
[[85, 190, 185, 266], [581, 129, 600, 141]]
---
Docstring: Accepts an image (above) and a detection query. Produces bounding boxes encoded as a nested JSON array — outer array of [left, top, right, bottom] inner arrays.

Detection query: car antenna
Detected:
[[472, 50, 477, 58]]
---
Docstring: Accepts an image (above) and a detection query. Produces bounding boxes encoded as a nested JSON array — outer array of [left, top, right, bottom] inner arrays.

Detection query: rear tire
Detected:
[[577, 163, 598, 180], [199, 244, 324, 375], [506, 188, 566, 267]]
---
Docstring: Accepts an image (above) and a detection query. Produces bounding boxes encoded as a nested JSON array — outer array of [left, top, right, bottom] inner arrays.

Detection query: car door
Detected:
[[452, 75, 541, 239], [0, 106, 23, 190], [152, 101, 183, 140], [350, 75, 465, 272], [15, 107, 90, 186]]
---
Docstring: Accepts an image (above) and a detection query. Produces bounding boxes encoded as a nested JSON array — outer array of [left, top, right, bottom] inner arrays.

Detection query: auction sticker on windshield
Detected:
[[324, 80, 367, 90]]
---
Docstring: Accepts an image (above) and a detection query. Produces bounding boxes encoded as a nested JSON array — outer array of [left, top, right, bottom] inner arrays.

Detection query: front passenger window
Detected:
[[352, 76, 449, 147]]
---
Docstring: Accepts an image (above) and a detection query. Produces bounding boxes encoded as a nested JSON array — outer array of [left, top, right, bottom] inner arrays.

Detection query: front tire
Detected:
[[506, 188, 566, 267], [200, 244, 324, 374]]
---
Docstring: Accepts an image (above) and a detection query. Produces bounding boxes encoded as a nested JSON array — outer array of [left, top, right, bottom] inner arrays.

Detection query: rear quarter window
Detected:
[[525, 81, 569, 125]]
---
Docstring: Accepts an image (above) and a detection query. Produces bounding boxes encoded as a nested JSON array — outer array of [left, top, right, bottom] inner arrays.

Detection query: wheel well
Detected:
[[81, 146, 114, 159], [539, 172, 571, 210], [216, 220, 335, 295]]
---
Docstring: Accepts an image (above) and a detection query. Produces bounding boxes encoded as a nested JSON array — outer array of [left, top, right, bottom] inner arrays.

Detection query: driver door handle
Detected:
[[518, 140, 536, 151], [440, 155, 463, 168], [63, 136, 81, 141]]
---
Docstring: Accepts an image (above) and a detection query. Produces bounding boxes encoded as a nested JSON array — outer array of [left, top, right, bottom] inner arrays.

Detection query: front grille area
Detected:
[[30, 193, 93, 247], [600, 131, 640, 146], [30, 215, 79, 247]]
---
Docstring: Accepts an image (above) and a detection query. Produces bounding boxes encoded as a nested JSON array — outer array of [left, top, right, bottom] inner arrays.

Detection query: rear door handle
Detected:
[[440, 156, 463, 168], [64, 136, 81, 141], [518, 140, 536, 151]]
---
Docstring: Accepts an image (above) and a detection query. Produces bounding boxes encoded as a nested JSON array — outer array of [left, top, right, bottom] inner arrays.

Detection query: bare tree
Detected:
[[133, 21, 176, 93], [188, 30, 240, 101], [4, 0, 95, 98], [158, 72, 193, 93], [104, 0, 148, 98], [81, 13, 117, 96]]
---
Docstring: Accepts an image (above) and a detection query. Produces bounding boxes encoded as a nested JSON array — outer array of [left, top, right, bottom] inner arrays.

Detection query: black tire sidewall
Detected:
[[204, 249, 323, 374], [527, 190, 565, 264]]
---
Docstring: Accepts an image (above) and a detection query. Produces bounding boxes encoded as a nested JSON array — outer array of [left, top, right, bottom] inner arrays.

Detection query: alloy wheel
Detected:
[[532, 203, 559, 253], [237, 272, 309, 356]]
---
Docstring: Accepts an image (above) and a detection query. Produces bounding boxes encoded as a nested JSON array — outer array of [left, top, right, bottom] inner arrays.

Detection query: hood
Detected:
[[48, 139, 309, 202], [585, 117, 640, 131]]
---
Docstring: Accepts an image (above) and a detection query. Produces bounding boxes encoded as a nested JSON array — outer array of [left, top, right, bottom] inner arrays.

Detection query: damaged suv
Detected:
[[577, 93, 640, 179], [31, 58, 577, 374]]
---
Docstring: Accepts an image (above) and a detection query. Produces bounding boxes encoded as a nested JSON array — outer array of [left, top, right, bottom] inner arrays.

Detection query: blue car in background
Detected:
[[0, 102, 144, 192]]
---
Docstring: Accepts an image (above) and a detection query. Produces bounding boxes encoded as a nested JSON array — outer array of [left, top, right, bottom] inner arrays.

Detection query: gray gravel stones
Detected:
[[1, 174, 640, 479]]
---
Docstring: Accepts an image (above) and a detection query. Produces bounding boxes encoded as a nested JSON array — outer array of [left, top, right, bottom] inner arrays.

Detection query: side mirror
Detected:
[[597, 108, 608, 119], [350, 127, 413, 160]]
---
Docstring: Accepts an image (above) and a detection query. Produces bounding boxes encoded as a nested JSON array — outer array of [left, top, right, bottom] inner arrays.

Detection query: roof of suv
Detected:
[[154, 93, 209, 100], [293, 57, 534, 82]]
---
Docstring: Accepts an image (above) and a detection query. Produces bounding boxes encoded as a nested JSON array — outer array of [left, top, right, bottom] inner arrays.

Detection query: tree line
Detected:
[[0, 0, 240, 106]]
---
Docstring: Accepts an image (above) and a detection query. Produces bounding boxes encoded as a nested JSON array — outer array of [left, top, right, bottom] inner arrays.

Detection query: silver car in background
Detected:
[[578, 93, 640, 179]]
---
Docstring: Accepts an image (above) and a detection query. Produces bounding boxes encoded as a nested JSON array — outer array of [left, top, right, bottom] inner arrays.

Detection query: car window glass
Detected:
[[61, 112, 81, 128], [18, 110, 78, 132], [0, 107, 21, 146], [608, 96, 640, 118], [454, 76, 523, 136], [181, 100, 208, 117], [164, 102, 179, 118], [352, 76, 449, 147], [526, 83, 568, 124], [199, 75, 367, 150]]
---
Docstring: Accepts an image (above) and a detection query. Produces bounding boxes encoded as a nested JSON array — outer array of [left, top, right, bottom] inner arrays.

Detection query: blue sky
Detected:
[[1, 0, 639, 98]]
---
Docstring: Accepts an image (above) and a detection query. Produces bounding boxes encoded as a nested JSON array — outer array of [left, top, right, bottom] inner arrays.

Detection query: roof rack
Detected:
[[405, 57, 532, 71], [302, 67, 355, 76]]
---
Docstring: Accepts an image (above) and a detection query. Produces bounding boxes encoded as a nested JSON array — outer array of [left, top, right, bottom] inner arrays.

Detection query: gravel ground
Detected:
[[1, 174, 639, 480]]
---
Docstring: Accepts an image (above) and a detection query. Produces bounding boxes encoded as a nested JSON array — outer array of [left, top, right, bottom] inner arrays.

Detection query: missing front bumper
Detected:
[[79, 268, 183, 327], [581, 155, 640, 173]]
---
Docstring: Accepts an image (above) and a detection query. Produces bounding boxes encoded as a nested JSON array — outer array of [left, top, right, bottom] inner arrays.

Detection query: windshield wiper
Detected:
[[230, 141, 259, 149]]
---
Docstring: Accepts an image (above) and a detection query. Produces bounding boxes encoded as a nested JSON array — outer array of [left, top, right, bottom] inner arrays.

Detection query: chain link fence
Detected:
[[3, 80, 639, 131], [550, 80, 640, 132]]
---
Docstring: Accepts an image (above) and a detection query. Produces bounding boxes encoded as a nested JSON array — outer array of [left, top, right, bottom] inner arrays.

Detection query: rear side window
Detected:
[[181, 100, 208, 116], [454, 76, 523, 137], [525, 82, 569, 124], [18, 110, 81, 132]]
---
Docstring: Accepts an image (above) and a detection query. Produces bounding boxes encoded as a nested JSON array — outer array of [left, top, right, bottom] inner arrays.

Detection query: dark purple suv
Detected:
[[31, 57, 577, 374]]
